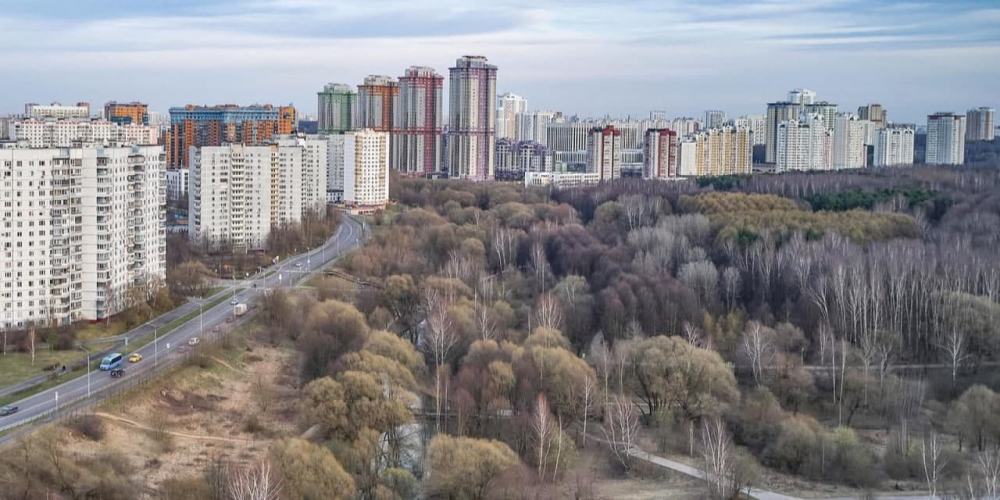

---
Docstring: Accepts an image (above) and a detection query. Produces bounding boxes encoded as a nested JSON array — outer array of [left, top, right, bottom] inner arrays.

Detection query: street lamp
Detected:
[[78, 345, 91, 398], [154, 327, 158, 366]]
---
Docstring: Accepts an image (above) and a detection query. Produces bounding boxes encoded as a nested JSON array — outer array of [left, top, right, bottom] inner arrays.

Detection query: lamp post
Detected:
[[154, 327, 158, 366], [78, 345, 91, 398]]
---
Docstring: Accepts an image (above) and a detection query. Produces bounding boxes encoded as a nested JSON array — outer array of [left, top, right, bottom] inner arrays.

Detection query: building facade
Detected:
[[13, 119, 158, 148], [765, 102, 801, 163], [317, 83, 357, 134], [966, 107, 995, 142], [703, 110, 727, 130], [167, 104, 296, 168], [686, 126, 754, 176], [776, 114, 832, 172], [393, 66, 444, 174], [857, 104, 887, 129], [26, 103, 90, 120], [586, 125, 622, 181], [519, 110, 560, 144], [734, 115, 765, 145], [804, 102, 838, 131], [787, 89, 816, 105], [873, 127, 915, 167], [104, 102, 149, 125], [448, 55, 497, 180], [496, 93, 527, 140], [0, 144, 165, 327], [357, 76, 397, 132], [833, 113, 867, 169], [643, 128, 678, 179], [165, 168, 189, 201], [524, 171, 601, 189], [926, 113, 966, 165], [344, 130, 390, 207]]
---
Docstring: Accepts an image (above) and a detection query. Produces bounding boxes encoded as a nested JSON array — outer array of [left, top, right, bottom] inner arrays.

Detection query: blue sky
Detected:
[[0, 0, 997, 123]]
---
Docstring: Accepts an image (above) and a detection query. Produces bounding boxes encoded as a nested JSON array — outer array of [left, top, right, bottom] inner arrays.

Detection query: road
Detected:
[[0, 216, 367, 443]]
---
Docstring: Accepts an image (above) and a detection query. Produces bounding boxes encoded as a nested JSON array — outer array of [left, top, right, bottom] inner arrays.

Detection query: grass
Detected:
[[200, 286, 226, 298], [75, 321, 130, 343], [129, 293, 233, 352], [0, 350, 88, 388]]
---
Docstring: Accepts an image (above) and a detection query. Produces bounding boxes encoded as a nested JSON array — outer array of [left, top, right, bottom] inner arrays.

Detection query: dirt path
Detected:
[[94, 412, 262, 444], [210, 356, 244, 374]]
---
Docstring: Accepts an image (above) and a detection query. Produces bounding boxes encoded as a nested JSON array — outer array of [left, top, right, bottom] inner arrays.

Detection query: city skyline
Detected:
[[1, 1, 997, 123]]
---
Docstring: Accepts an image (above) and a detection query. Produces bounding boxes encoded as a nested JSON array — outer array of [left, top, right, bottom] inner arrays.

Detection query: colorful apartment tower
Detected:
[[448, 56, 497, 180], [317, 83, 356, 134], [104, 101, 149, 125], [166, 104, 296, 168], [393, 66, 444, 173], [357, 75, 398, 132]]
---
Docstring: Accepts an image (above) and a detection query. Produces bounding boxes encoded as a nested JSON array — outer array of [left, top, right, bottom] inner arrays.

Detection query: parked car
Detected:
[[230, 298, 239, 306], [0, 405, 18, 416], [110, 369, 125, 378], [128, 353, 143, 363], [188, 337, 200, 346]]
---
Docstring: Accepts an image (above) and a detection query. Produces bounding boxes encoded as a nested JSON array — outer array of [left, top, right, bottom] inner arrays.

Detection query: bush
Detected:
[[158, 476, 213, 499], [67, 414, 105, 441], [244, 413, 264, 434]]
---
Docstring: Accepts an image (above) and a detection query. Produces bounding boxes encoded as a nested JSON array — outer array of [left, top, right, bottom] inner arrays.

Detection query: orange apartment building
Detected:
[[166, 104, 296, 167]]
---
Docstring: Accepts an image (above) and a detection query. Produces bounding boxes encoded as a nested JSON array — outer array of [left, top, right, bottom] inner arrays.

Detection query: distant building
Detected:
[[925, 112, 966, 165], [966, 107, 995, 142], [497, 93, 527, 140], [519, 110, 561, 144], [166, 168, 189, 201], [857, 104, 887, 129], [25, 102, 90, 119], [703, 110, 727, 130], [833, 113, 867, 169], [524, 171, 601, 189], [684, 126, 754, 176], [104, 101, 149, 125], [776, 114, 832, 172], [677, 138, 698, 177], [765, 102, 800, 163], [643, 128, 678, 179], [344, 130, 390, 208], [357, 75, 397, 132], [12, 119, 158, 147], [649, 110, 669, 121], [586, 125, 622, 181], [317, 83, 357, 134], [496, 139, 550, 180], [670, 117, 701, 136], [804, 102, 838, 131], [734, 115, 765, 146], [167, 104, 296, 168], [873, 126, 915, 167], [448, 55, 497, 180], [393, 66, 444, 174], [787, 89, 816, 105]]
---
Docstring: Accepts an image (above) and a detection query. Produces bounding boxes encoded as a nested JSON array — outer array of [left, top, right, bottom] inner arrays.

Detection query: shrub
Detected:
[[67, 414, 105, 441]]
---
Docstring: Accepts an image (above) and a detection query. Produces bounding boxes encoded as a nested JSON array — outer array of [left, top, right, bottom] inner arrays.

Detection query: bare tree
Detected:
[[228, 460, 282, 500], [976, 449, 1000, 500], [491, 226, 518, 271], [530, 241, 550, 290], [921, 432, 947, 500], [475, 302, 497, 342], [534, 293, 563, 331], [423, 287, 458, 432], [603, 395, 640, 472], [740, 322, 772, 386], [580, 375, 598, 448], [721, 267, 741, 312], [937, 325, 969, 392], [532, 394, 554, 479], [700, 418, 751, 500], [683, 322, 705, 348]]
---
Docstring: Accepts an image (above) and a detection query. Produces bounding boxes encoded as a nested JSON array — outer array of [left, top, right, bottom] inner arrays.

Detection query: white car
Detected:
[[188, 337, 200, 346], [230, 298, 239, 305], [295, 262, 302, 268]]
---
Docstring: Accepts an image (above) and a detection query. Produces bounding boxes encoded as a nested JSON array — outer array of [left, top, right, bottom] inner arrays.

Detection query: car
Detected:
[[110, 368, 125, 378], [230, 298, 239, 305], [188, 337, 200, 346], [295, 262, 302, 268], [128, 353, 142, 363], [0, 405, 18, 416]]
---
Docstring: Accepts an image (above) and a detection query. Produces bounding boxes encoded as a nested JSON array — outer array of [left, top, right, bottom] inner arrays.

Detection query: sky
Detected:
[[0, 0, 998, 124]]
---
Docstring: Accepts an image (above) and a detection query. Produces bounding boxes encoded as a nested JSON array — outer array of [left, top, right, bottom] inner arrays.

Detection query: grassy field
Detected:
[[0, 349, 88, 388]]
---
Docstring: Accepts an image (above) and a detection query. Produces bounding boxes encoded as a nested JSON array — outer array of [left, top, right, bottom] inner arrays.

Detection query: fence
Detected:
[[0, 310, 256, 442]]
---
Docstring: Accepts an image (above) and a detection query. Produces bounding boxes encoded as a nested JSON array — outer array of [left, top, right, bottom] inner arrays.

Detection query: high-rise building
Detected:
[[514, 141, 552, 174], [650, 110, 669, 121], [189, 138, 327, 251], [677, 138, 698, 176], [804, 102, 838, 131], [546, 118, 667, 171], [317, 83, 357, 134], [873, 127, 915, 167], [703, 110, 727, 130], [925, 112, 966, 165], [643, 128, 678, 179], [519, 110, 560, 144], [393, 66, 444, 174], [833, 113, 867, 169], [670, 117, 701, 136], [586, 125, 622, 181], [167, 104, 296, 168], [357, 76, 397, 132], [166, 168, 189, 201], [448, 55, 497, 180], [776, 114, 832, 172], [734, 115, 766, 146], [765, 102, 800, 163], [966, 107, 995, 142], [857, 104, 887, 129], [495, 138, 517, 180], [26, 102, 90, 119], [0, 145, 165, 327], [684, 126, 754, 176], [344, 130, 390, 207], [497, 93, 527, 140], [104, 101, 149, 125], [787, 89, 816, 105], [12, 119, 158, 148]]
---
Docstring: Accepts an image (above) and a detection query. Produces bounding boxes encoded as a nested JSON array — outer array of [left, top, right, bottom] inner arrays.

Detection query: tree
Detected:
[[269, 439, 355, 500], [628, 336, 739, 419], [423, 287, 458, 432], [227, 461, 281, 500], [937, 325, 969, 393], [301, 376, 348, 434], [920, 432, 947, 500], [947, 385, 1000, 452], [531, 394, 555, 479], [426, 435, 520, 500], [700, 418, 755, 500], [579, 374, 598, 448], [603, 395, 641, 472], [739, 321, 773, 386], [533, 293, 563, 332]]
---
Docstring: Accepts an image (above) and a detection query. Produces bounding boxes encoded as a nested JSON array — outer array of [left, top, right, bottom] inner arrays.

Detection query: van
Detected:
[[100, 352, 124, 371]]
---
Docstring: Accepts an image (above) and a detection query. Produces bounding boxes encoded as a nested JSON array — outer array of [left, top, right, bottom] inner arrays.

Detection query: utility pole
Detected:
[[78, 345, 91, 397]]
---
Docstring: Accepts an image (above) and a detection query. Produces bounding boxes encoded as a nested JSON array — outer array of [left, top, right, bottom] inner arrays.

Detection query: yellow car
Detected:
[[128, 353, 143, 363]]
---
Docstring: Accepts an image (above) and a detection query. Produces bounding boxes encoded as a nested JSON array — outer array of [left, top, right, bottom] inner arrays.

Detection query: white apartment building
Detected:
[[165, 168, 189, 201], [734, 115, 765, 146], [524, 171, 600, 189], [189, 139, 327, 251], [344, 129, 390, 207], [670, 118, 701, 136], [496, 93, 528, 140], [833, 114, 867, 169], [776, 114, 833, 172], [966, 107, 995, 142], [873, 127, 915, 167], [804, 102, 838, 131], [926, 113, 966, 165], [677, 138, 698, 177], [13, 119, 158, 148], [0, 144, 165, 328], [519, 110, 560, 144], [26, 103, 90, 120], [787, 89, 816, 105], [703, 110, 727, 129], [547, 118, 667, 169], [686, 126, 754, 176]]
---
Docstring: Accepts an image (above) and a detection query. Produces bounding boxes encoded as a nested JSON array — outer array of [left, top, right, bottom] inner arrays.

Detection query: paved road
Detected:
[[0, 216, 367, 442]]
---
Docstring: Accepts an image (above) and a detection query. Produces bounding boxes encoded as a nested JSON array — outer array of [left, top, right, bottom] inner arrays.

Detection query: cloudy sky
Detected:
[[1, 0, 997, 123]]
